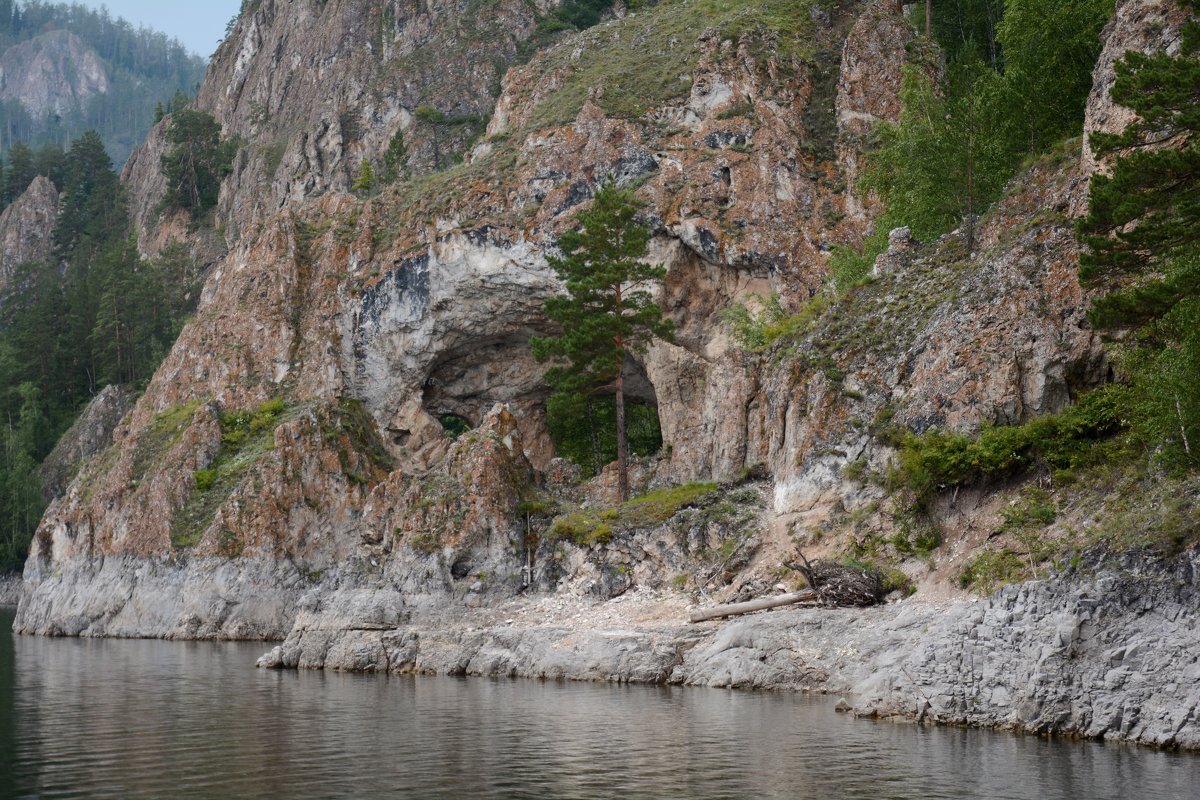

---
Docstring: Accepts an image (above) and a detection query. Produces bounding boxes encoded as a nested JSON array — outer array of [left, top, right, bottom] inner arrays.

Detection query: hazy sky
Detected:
[[72, 1, 244, 58]]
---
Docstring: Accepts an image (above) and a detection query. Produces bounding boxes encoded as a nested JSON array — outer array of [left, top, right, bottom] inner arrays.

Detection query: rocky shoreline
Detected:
[[13, 547, 1200, 750], [254, 550, 1200, 752]]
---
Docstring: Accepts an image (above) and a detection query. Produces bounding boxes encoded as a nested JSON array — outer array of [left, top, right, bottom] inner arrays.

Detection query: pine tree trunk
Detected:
[[615, 368, 629, 503], [926, 0, 932, 36], [586, 396, 602, 477]]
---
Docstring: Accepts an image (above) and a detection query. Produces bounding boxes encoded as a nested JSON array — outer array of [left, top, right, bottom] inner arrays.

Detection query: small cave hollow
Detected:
[[420, 334, 556, 465]]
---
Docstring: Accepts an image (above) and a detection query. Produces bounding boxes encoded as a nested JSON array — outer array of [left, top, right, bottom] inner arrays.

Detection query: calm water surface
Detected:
[[2, 607, 1198, 799]]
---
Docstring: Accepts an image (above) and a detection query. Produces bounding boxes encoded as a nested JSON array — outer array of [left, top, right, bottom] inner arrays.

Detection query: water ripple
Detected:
[[2, 610, 1198, 799]]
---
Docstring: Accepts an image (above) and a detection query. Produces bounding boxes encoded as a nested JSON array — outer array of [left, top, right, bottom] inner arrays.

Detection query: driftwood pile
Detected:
[[788, 554, 885, 608], [688, 553, 884, 623]]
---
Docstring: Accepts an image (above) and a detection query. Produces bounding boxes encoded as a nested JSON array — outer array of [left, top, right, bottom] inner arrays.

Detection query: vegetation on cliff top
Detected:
[[836, 0, 1114, 283], [525, 0, 819, 129]]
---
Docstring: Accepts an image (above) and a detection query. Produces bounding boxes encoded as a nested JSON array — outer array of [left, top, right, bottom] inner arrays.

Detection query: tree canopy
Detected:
[[1079, 2, 1200, 469], [0, 127, 203, 571], [531, 183, 673, 499]]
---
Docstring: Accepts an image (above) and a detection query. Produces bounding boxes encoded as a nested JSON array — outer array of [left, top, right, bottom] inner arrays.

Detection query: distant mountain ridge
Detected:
[[0, 0, 206, 165]]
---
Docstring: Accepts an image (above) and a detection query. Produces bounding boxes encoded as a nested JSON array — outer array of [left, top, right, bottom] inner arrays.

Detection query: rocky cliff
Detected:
[[0, 175, 59, 298], [13, 0, 1200, 751], [0, 30, 108, 118]]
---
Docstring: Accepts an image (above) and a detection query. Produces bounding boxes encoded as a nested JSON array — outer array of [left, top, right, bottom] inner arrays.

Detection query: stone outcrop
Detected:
[[852, 551, 1200, 750], [37, 384, 138, 502], [0, 175, 59, 297], [259, 550, 1200, 750], [0, 30, 108, 117]]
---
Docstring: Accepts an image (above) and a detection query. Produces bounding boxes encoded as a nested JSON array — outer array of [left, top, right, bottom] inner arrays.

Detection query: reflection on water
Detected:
[[2, 607, 1198, 799]]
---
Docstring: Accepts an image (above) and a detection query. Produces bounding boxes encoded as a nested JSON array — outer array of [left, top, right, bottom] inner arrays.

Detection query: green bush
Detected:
[[194, 468, 217, 492], [546, 482, 719, 547], [891, 388, 1123, 502], [722, 293, 831, 352], [959, 549, 1026, 594]]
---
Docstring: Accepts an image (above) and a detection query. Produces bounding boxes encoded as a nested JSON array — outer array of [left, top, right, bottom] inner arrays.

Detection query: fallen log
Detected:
[[688, 590, 818, 623]]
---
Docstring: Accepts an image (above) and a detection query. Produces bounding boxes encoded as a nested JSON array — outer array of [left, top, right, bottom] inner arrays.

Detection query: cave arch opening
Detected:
[[545, 358, 663, 478]]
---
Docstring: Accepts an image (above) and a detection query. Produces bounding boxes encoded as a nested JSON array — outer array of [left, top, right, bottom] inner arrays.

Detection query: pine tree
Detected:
[[531, 183, 673, 501], [1079, 2, 1200, 468], [2, 141, 34, 204], [161, 110, 235, 217], [352, 158, 376, 193], [382, 130, 407, 183]]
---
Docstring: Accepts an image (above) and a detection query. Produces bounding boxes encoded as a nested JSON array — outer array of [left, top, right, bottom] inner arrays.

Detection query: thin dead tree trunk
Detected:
[[1177, 394, 1193, 459], [614, 283, 629, 503], [926, 0, 932, 37]]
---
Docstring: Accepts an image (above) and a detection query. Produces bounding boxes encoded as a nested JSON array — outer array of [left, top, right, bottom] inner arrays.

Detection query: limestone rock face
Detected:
[[38, 384, 137, 502], [758, 153, 1102, 520], [0, 176, 59, 297], [1080, 0, 1191, 186], [852, 551, 1200, 751], [0, 30, 108, 117]]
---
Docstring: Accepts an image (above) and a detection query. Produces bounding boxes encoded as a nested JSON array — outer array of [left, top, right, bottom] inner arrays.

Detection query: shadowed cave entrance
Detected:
[[419, 337, 663, 475], [545, 359, 663, 478]]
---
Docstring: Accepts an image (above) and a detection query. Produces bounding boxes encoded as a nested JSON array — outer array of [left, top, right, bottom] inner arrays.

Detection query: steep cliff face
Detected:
[[123, 0, 564, 257], [17, 0, 1086, 620], [20, 0, 905, 637], [0, 30, 108, 117], [14, 0, 1198, 751], [0, 176, 59, 298]]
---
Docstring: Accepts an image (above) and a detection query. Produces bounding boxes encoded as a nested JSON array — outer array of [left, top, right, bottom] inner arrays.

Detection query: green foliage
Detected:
[[998, 486, 1057, 531], [547, 482, 719, 547], [0, 384, 52, 571], [160, 109, 238, 218], [545, 393, 662, 477], [382, 130, 408, 183], [891, 389, 1124, 503], [959, 549, 1026, 594], [861, 55, 1013, 243], [438, 414, 472, 439], [174, 399, 288, 549], [524, 0, 817, 129], [130, 400, 203, 486], [995, 0, 1116, 155], [520, 0, 618, 59], [722, 293, 831, 352], [352, 158, 377, 193], [922, 0, 1004, 69], [532, 183, 673, 490], [827, 218, 894, 294], [621, 482, 718, 528], [1079, 5, 1200, 470], [861, 0, 1113, 246]]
